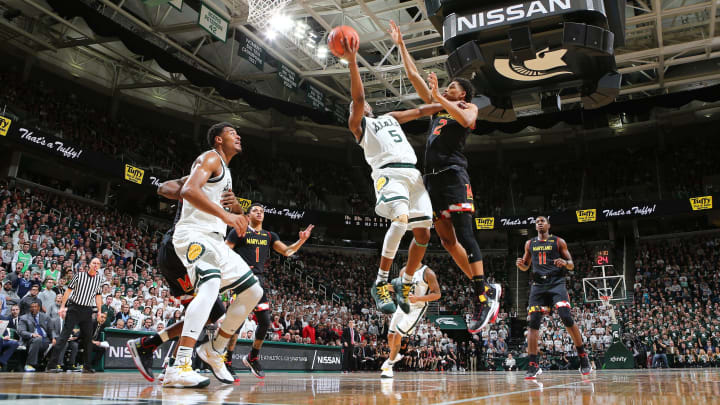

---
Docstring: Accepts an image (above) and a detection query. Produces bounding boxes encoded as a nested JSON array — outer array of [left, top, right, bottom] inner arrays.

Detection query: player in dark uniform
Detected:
[[389, 21, 501, 333], [516, 216, 591, 379], [225, 203, 314, 378], [126, 176, 242, 382]]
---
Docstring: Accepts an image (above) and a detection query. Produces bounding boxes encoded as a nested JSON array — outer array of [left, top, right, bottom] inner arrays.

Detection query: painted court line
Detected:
[[431, 380, 591, 405]]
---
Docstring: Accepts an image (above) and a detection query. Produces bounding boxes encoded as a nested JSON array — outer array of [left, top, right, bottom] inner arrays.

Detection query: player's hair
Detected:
[[452, 77, 475, 102], [206, 122, 234, 148], [536, 215, 550, 223], [248, 202, 264, 212]]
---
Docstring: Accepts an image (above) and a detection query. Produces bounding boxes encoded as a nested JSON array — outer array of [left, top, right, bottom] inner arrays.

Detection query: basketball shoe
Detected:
[[197, 341, 235, 384], [162, 357, 210, 388], [468, 283, 502, 333], [127, 338, 155, 382], [243, 354, 265, 379], [525, 362, 542, 380], [371, 281, 397, 314], [579, 353, 592, 376], [391, 277, 412, 313]]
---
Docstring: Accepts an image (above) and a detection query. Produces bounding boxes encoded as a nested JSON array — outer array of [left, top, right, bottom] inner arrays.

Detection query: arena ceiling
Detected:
[[1, 0, 720, 147]]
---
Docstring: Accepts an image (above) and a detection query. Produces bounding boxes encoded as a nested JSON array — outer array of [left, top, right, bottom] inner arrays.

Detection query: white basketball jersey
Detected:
[[359, 115, 417, 170], [410, 265, 430, 309], [175, 150, 231, 235]]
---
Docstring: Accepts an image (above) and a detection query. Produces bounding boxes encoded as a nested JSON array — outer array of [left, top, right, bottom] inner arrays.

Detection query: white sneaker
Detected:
[[162, 358, 211, 388], [157, 371, 165, 383], [381, 359, 394, 379], [196, 341, 234, 384], [24, 365, 36, 372]]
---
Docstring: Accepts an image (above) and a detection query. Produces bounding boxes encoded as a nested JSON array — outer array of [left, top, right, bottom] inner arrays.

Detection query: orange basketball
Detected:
[[327, 25, 359, 58]]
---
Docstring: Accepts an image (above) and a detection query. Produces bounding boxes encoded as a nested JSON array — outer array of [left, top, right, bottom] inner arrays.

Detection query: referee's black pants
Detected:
[[47, 304, 94, 370]]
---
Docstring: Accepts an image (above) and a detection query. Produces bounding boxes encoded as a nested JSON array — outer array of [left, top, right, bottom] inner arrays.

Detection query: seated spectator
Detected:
[[504, 353, 516, 371], [17, 302, 53, 372], [0, 322, 19, 371]]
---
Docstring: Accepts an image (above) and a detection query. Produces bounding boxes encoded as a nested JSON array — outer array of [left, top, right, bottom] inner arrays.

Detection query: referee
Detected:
[[46, 257, 105, 373]]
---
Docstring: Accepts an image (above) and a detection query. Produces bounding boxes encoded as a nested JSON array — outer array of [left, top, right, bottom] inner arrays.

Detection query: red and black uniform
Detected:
[[226, 227, 281, 311], [527, 236, 571, 314], [423, 112, 474, 220]]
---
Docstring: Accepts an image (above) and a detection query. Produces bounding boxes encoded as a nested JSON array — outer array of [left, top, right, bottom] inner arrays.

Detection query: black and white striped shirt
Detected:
[[68, 272, 105, 307]]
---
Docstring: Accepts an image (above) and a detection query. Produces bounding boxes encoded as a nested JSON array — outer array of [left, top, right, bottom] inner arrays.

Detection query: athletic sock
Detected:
[[401, 273, 413, 283], [175, 346, 194, 365], [249, 347, 260, 360], [168, 356, 175, 367], [212, 333, 230, 352], [529, 354, 538, 365], [577, 346, 586, 356], [376, 269, 389, 284], [472, 275, 486, 296]]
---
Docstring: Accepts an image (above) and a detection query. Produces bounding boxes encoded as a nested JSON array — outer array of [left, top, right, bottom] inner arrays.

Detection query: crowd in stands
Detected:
[[619, 233, 720, 369], [0, 170, 719, 373]]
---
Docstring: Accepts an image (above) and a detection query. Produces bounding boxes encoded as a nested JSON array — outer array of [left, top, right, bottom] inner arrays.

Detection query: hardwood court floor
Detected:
[[0, 369, 718, 404]]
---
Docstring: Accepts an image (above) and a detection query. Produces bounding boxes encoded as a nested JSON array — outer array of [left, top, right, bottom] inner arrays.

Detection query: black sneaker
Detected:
[[371, 281, 397, 314], [579, 353, 592, 376], [467, 284, 501, 333], [243, 354, 265, 379], [46, 365, 63, 373], [525, 362, 542, 380], [224, 353, 239, 382], [391, 277, 412, 314], [127, 338, 155, 382]]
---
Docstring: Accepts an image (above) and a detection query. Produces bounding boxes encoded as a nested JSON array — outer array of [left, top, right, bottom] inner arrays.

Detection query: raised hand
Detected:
[[341, 37, 359, 61], [388, 20, 403, 46], [427, 72, 440, 98], [299, 224, 315, 241]]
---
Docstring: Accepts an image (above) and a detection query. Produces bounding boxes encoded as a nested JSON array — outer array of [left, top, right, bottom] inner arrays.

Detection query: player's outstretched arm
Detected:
[[389, 20, 432, 104], [345, 37, 365, 142], [157, 176, 189, 200], [408, 267, 441, 303], [516, 240, 531, 271], [388, 103, 444, 124], [427, 73, 478, 128], [180, 152, 248, 236], [554, 238, 574, 270], [273, 225, 315, 257]]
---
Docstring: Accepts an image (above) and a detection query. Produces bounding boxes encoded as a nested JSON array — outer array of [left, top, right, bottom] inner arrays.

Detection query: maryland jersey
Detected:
[[175, 150, 232, 235], [227, 227, 280, 274], [424, 112, 470, 173], [529, 236, 561, 276], [359, 115, 417, 170]]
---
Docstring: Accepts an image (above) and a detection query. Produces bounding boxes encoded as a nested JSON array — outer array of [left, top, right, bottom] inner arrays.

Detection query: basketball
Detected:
[[327, 25, 359, 58]]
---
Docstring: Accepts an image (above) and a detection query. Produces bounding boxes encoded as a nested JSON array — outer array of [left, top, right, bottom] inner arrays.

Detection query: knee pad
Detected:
[[450, 213, 483, 263], [382, 217, 408, 259], [254, 309, 271, 341], [208, 297, 226, 323], [529, 311, 543, 330], [557, 306, 575, 327]]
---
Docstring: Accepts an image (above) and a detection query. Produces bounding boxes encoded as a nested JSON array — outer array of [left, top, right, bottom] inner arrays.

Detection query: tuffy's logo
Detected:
[[575, 209, 597, 223], [124, 164, 145, 184], [690, 196, 712, 211], [475, 217, 495, 230], [0, 116, 11, 136]]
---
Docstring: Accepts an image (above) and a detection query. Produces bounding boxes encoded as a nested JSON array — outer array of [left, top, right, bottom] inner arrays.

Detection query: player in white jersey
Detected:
[[166, 123, 263, 388], [344, 33, 443, 315], [382, 264, 441, 378]]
